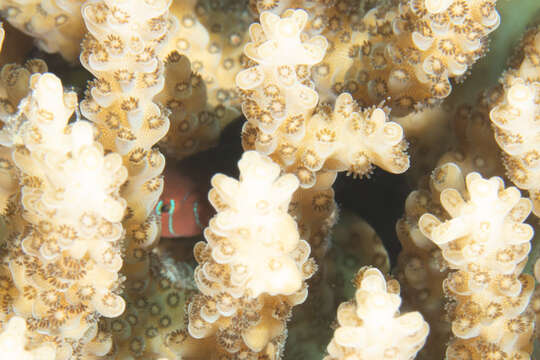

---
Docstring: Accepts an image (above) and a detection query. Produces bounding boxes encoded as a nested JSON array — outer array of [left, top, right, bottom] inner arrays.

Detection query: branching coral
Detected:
[[0, 0, 539, 359], [489, 26, 540, 216], [251, 0, 501, 114], [157, 0, 248, 160], [325, 266, 429, 360], [396, 163, 455, 359], [419, 169, 535, 358], [241, 91, 409, 186], [395, 96, 508, 359], [237, 10, 410, 261], [0, 73, 128, 358], [0, 0, 85, 61], [236, 9, 327, 143], [0, 58, 47, 210], [79, 0, 172, 295], [146, 0, 248, 161], [337, 0, 500, 113], [165, 0, 250, 112], [156, 51, 230, 160], [180, 151, 316, 358]]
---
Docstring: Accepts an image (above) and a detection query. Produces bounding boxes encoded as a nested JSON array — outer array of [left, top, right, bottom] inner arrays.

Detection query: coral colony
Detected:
[[0, 0, 539, 359]]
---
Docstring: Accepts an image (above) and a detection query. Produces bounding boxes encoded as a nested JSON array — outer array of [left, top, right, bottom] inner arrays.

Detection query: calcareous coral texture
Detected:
[[0, 0, 540, 360]]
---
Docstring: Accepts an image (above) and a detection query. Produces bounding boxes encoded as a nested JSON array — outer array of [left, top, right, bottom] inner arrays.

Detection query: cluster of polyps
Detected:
[[419, 171, 535, 358], [184, 151, 316, 358], [0, 73, 128, 358], [490, 26, 540, 216], [325, 267, 429, 360]]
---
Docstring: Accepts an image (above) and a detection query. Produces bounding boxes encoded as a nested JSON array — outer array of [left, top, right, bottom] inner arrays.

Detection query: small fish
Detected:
[[156, 164, 213, 238]]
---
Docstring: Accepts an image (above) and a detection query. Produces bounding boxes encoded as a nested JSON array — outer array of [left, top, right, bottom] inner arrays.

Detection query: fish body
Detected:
[[157, 165, 212, 238]]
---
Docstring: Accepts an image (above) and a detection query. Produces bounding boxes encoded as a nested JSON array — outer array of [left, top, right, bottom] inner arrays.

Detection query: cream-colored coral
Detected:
[[180, 151, 315, 359], [236, 11, 408, 185], [489, 26, 540, 216], [0, 317, 55, 360], [253, 0, 499, 114], [316, 0, 500, 114], [80, 0, 172, 286], [419, 169, 535, 358], [156, 0, 247, 159], [308, 93, 408, 178], [241, 92, 409, 188], [205, 151, 306, 297], [0, 59, 47, 126], [238, 6, 408, 276], [532, 258, 540, 341], [165, 0, 250, 113], [236, 9, 327, 133], [0, 73, 128, 358], [0, 1, 85, 61], [80, 0, 171, 157], [286, 211, 391, 359], [289, 171, 337, 260], [0, 1, 534, 359], [395, 163, 461, 359], [325, 266, 429, 360], [396, 95, 513, 359], [0, 59, 47, 211], [156, 51, 234, 160]]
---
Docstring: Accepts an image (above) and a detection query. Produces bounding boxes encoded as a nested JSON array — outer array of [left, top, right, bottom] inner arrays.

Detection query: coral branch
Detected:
[[325, 267, 429, 360], [0, 1, 85, 61], [181, 151, 316, 358], [0, 73, 128, 357], [489, 26, 540, 216], [419, 168, 535, 358]]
